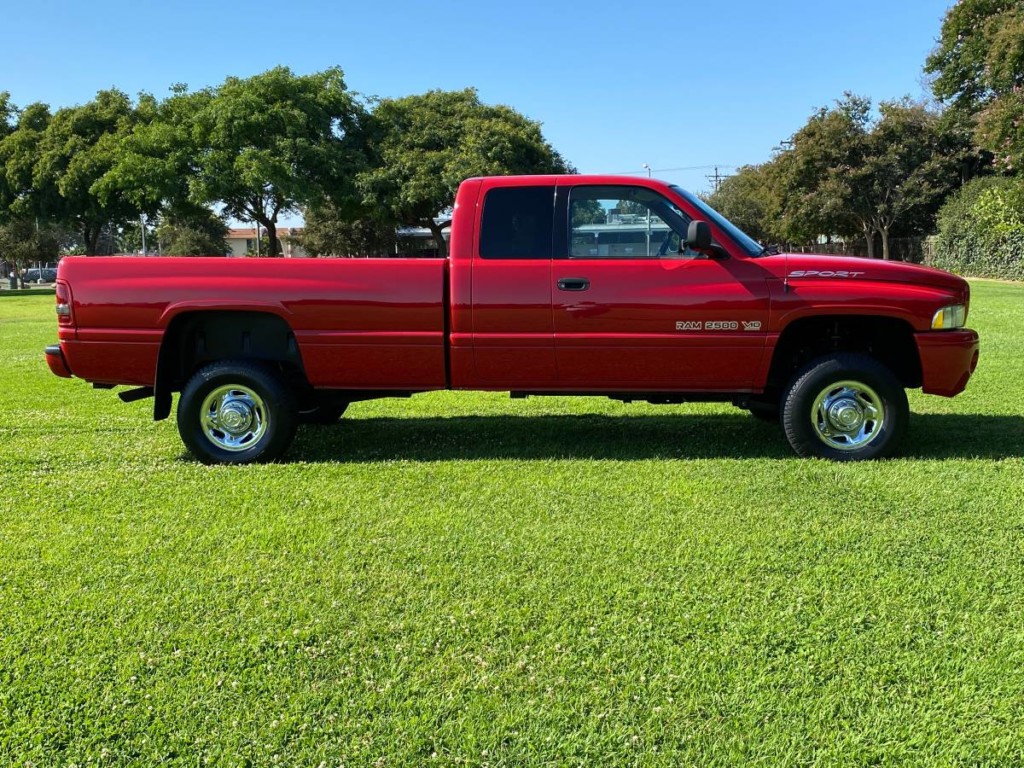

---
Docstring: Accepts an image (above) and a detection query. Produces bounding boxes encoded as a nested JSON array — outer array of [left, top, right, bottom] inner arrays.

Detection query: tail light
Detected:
[[55, 281, 74, 327]]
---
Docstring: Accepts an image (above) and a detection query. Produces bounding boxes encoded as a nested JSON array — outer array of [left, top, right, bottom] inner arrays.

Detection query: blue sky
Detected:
[[3, 0, 950, 200]]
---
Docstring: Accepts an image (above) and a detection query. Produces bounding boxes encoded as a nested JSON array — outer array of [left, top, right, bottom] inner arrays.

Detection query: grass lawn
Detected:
[[1, 281, 1022, 766]]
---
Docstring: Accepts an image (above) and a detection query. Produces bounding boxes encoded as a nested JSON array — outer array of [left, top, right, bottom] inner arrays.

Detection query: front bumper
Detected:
[[45, 344, 73, 378], [915, 329, 979, 397]]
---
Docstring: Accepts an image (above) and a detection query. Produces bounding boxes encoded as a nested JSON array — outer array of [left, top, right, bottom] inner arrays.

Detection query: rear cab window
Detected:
[[479, 186, 555, 259]]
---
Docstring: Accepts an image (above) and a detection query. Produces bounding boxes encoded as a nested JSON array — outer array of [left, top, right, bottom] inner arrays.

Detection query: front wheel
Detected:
[[177, 361, 298, 465], [781, 353, 908, 461]]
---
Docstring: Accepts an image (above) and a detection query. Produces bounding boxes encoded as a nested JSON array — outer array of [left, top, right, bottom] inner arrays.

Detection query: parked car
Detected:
[[45, 175, 979, 464], [24, 267, 58, 284]]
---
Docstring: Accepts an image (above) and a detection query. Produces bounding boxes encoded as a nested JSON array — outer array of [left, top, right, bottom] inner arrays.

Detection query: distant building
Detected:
[[226, 227, 307, 257]]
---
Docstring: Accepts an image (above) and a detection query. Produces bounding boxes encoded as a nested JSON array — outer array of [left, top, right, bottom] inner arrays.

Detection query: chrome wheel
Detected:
[[810, 380, 885, 451], [199, 384, 269, 452]]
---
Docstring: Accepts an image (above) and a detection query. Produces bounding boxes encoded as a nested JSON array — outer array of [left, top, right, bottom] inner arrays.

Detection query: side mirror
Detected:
[[686, 220, 712, 251]]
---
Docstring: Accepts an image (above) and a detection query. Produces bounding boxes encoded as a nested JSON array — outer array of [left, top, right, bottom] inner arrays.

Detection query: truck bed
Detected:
[[56, 256, 449, 390]]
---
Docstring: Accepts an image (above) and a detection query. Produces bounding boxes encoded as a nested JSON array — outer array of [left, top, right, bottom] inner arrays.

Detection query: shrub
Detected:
[[930, 176, 1024, 279]]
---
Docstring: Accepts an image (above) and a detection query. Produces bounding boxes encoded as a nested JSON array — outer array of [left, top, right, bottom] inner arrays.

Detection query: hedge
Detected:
[[928, 232, 1024, 281]]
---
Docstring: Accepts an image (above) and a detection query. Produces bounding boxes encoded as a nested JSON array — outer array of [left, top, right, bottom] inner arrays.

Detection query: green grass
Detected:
[[1, 282, 1022, 766]]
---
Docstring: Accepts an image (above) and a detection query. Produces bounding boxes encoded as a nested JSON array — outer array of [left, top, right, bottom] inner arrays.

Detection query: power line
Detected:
[[605, 164, 737, 176]]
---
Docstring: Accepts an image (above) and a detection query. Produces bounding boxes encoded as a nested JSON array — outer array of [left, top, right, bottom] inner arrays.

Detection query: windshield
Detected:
[[669, 186, 764, 257]]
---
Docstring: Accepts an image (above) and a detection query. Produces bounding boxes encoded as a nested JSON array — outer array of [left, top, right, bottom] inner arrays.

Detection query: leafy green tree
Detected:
[[94, 85, 202, 223], [571, 199, 606, 226], [937, 176, 1024, 242], [926, 1, 1024, 170], [0, 102, 52, 222], [703, 164, 778, 244], [0, 92, 16, 210], [155, 207, 230, 256], [358, 88, 570, 257], [849, 100, 966, 259], [769, 95, 871, 247], [27, 88, 149, 253], [0, 217, 66, 284], [931, 175, 1024, 278], [104, 67, 366, 258], [297, 200, 398, 256], [771, 95, 965, 258]]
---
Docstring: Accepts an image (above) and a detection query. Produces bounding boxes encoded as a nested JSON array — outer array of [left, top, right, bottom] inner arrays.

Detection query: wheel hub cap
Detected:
[[810, 381, 885, 451], [200, 385, 269, 452], [828, 398, 864, 431], [219, 402, 253, 434]]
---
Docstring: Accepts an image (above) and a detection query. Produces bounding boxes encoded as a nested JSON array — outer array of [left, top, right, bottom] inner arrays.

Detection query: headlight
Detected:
[[932, 304, 966, 330]]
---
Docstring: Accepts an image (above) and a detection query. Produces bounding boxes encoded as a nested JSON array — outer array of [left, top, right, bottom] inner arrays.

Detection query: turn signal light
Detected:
[[931, 304, 966, 330]]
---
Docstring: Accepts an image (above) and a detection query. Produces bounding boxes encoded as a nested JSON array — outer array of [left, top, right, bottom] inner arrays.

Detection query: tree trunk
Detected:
[[83, 225, 99, 257], [863, 225, 876, 259], [426, 219, 448, 258], [254, 217, 281, 257], [881, 227, 891, 261], [266, 221, 280, 257]]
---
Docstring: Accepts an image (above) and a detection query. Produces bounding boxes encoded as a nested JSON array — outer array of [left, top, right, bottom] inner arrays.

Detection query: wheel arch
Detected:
[[153, 309, 308, 420], [767, 314, 922, 393]]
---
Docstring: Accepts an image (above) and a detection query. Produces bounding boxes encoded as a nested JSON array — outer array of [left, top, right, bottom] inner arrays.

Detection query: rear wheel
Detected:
[[177, 361, 298, 465], [781, 353, 908, 461]]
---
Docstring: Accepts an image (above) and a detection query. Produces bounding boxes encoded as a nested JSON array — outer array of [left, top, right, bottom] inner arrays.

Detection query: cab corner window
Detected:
[[479, 186, 555, 259], [569, 185, 694, 259]]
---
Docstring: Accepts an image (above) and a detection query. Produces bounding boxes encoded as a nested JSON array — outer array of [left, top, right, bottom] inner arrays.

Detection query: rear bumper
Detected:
[[45, 344, 73, 378], [915, 329, 979, 397]]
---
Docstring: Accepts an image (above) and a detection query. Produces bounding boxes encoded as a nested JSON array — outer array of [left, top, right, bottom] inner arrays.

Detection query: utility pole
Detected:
[[705, 166, 731, 192], [140, 215, 146, 255], [642, 164, 652, 256]]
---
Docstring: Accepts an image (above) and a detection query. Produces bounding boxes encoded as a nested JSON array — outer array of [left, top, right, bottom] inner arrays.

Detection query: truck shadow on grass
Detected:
[[282, 413, 1024, 463]]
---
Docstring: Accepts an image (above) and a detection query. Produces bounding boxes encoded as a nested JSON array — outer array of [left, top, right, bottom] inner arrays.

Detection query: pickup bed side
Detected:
[[53, 256, 449, 393]]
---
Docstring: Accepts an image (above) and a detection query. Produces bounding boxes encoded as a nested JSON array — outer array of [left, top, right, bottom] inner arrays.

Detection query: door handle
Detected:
[[557, 277, 590, 292]]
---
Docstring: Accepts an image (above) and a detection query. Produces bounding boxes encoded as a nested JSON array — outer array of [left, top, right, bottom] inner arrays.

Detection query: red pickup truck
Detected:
[[45, 175, 979, 463]]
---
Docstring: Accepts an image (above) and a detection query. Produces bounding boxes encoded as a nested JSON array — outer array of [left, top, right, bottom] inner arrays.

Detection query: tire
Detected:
[[177, 360, 298, 465], [297, 399, 349, 426], [781, 353, 908, 461]]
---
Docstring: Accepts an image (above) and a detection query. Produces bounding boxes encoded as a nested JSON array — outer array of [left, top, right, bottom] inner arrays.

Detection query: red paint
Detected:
[[915, 330, 980, 396], [47, 175, 979, 405]]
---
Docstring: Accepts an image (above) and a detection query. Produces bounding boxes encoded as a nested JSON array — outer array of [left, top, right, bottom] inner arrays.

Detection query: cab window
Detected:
[[479, 186, 555, 259], [568, 185, 697, 259]]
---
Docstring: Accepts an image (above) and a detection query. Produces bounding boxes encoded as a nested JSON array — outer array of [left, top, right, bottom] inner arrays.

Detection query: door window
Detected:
[[568, 186, 697, 259]]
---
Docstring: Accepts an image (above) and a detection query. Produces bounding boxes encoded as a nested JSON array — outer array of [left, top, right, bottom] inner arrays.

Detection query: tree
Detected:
[[189, 67, 364, 258], [769, 95, 871, 247], [358, 88, 570, 257], [848, 100, 965, 260], [0, 102, 52, 223], [155, 207, 230, 256], [771, 95, 964, 258], [297, 201, 397, 256], [32, 90, 154, 254], [703, 164, 778, 244], [936, 175, 1024, 243], [104, 67, 367, 258], [0, 92, 16, 209], [0, 218, 67, 284], [925, 1, 1024, 170]]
